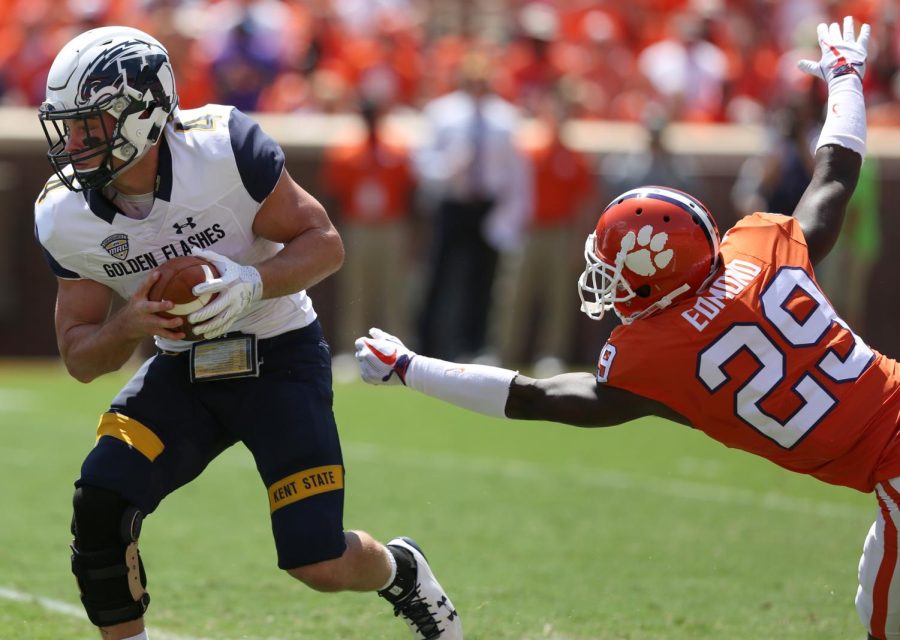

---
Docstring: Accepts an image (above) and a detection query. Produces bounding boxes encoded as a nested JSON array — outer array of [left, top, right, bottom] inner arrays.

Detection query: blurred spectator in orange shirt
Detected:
[[341, 24, 424, 110], [637, 9, 730, 122], [0, 0, 896, 123], [499, 88, 595, 372], [320, 96, 416, 356], [863, 0, 899, 121], [0, 1, 94, 106], [417, 33, 473, 104], [257, 71, 315, 113], [143, 1, 216, 110], [331, 0, 416, 37], [715, 7, 781, 123], [556, 4, 640, 120], [498, 3, 566, 114]]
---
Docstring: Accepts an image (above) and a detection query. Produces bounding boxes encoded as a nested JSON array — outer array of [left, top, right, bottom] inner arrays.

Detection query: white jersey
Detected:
[[34, 104, 317, 351]]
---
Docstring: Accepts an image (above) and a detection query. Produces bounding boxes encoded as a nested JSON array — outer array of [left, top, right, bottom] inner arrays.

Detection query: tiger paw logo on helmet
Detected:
[[621, 225, 674, 277]]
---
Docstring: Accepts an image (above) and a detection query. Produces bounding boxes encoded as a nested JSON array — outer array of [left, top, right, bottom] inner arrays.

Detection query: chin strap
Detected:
[[622, 283, 692, 325], [656, 283, 691, 309]]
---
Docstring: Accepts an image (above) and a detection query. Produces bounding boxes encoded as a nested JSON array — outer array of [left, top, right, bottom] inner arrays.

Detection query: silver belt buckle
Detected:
[[189, 333, 259, 382]]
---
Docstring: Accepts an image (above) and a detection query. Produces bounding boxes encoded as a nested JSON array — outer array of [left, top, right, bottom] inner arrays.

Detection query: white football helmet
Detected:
[[39, 26, 178, 191], [578, 186, 721, 324]]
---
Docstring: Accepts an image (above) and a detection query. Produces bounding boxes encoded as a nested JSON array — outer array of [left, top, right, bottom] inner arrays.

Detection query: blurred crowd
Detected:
[[3, 0, 899, 369], [1, 0, 898, 123]]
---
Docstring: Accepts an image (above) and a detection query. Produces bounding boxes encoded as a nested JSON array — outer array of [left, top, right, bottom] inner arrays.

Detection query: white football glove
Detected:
[[797, 16, 870, 84], [188, 249, 263, 340], [354, 328, 416, 385]]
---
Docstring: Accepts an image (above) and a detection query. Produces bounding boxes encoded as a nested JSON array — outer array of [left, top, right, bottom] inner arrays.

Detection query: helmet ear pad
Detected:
[[633, 284, 652, 298], [111, 97, 162, 164]]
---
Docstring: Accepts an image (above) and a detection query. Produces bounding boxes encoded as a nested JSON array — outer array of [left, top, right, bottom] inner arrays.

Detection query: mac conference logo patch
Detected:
[[101, 233, 130, 260]]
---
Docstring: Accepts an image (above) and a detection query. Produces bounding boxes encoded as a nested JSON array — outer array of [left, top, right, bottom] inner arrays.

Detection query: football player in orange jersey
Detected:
[[356, 17, 900, 640]]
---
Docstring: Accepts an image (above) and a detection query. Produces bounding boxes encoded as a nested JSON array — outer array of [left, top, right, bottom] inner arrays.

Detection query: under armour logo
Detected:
[[437, 595, 458, 620], [172, 217, 197, 234]]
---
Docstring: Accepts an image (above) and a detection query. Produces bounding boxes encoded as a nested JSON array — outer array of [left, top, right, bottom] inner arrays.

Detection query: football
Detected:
[[148, 255, 220, 341]]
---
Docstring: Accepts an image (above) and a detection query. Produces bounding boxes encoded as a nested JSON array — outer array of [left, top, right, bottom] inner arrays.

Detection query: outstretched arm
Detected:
[[792, 16, 871, 265], [793, 146, 861, 265], [355, 329, 687, 428], [507, 372, 688, 427]]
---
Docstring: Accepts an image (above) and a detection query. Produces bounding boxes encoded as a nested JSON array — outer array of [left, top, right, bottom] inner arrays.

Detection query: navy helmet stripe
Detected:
[[646, 192, 718, 254], [601, 192, 639, 213]]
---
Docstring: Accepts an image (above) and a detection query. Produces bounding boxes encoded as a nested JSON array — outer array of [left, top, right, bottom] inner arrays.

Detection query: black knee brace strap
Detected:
[[71, 492, 150, 627], [71, 541, 150, 626]]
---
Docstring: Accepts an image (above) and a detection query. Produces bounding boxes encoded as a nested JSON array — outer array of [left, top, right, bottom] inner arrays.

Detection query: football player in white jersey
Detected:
[[34, 26, 461, 640]]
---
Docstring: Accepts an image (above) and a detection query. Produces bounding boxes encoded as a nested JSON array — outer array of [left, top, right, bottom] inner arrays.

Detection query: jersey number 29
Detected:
[[697, 267, 874, 449]]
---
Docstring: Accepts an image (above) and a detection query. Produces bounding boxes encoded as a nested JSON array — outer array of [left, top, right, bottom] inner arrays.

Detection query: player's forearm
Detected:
[[358, 331, 599, 422], [404, 360, 615, 427], [506, 372, 604, 425], [255, 226, 345, 299], [795, 144, 861, 264], [509, 372, 687, 428], [794, 71, 865, 264], [404, 356, 517, 418], [58, 313, 143, 383]]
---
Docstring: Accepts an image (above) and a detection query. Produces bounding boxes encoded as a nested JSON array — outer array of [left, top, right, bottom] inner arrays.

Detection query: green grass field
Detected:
[[0, 361, 875, 640]]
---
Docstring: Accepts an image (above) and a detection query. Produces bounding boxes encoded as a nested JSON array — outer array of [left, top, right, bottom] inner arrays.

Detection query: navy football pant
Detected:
[[76, 321, 347, 569]]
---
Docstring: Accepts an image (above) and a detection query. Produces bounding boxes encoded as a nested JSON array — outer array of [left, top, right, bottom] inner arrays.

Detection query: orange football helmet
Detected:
[[578, 186, 721, 324]]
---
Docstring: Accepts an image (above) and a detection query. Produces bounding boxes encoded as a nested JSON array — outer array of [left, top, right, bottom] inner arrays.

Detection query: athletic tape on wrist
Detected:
[[817, 74, 866, 158], [406, 356, 517, 418]]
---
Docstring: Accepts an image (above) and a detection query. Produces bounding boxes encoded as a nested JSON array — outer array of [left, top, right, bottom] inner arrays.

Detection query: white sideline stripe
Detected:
[[0, 586, 86, 619], [344, 441, 873, 521], [0, 586, 252, 640], [0, 389, 38, 411]]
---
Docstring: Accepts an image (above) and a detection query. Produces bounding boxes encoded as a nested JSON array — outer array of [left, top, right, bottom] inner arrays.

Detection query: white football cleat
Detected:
[[379, 537, 462, 639]]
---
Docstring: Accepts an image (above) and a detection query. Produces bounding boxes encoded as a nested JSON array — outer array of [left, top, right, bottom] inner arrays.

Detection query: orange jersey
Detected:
[[525, 141, 594, 227], [320, 138, 413, 224], [598, 213, 900, 492]]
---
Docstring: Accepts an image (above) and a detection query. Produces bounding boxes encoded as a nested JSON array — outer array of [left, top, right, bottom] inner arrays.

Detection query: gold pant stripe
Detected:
[[96, 412, 165, 462], [268, 465, 344, 513]]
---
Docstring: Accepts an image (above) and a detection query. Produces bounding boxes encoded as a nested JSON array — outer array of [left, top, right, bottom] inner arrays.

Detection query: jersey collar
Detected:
[[84, 134, 173, 223], [155, 132, 173, 202]]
